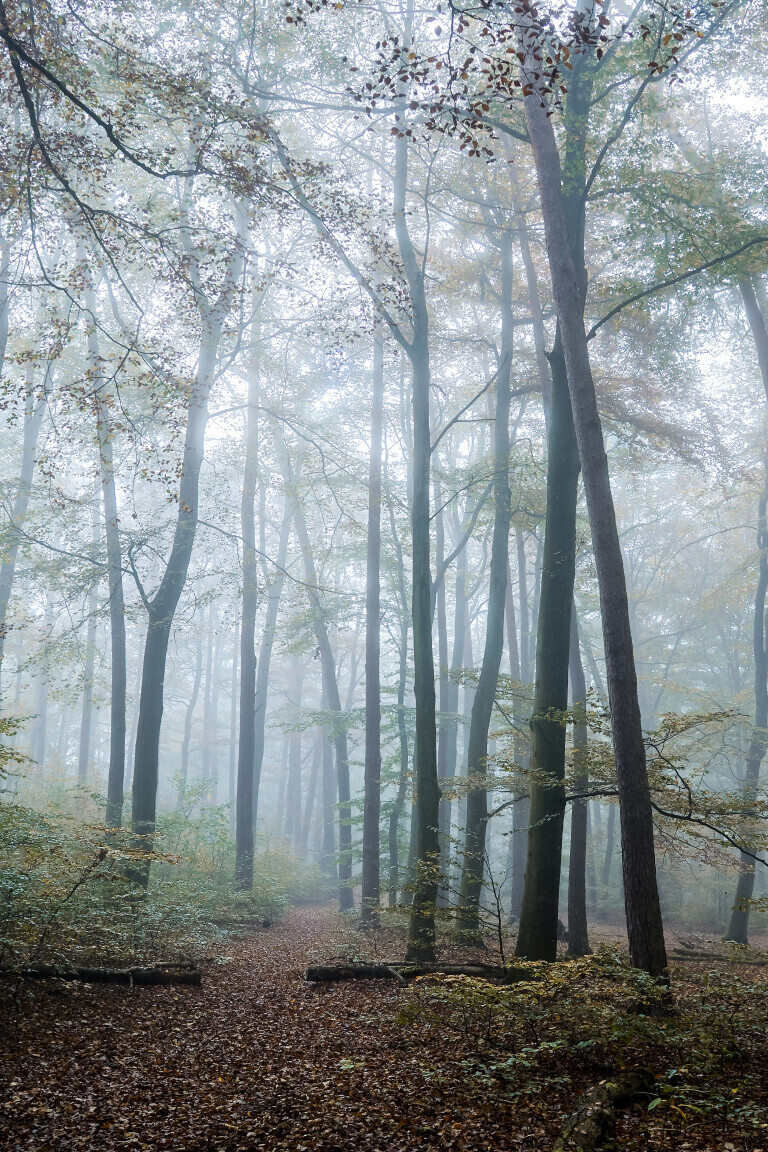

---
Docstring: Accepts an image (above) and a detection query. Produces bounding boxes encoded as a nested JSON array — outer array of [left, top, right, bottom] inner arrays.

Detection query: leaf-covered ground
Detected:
[[1, 908, 766, 1151]]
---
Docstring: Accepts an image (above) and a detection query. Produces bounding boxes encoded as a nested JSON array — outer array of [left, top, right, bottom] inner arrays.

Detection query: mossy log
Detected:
[[553, 1069, 654, 1151]]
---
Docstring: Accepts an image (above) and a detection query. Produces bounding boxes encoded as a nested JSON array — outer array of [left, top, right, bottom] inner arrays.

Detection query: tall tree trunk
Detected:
[[516, 338, 580, 960], [202, 602, 217, 792], [236, 356, 259, 887], [131, 241, 242, 880], [300, 730, 321, 857], [285, 660, 303, 845], [726, 451, 768, 943], [97, 412, 127, 828], [437, 543, 468, 905], [510, 531, 531, 921], [361, 325, 385, 927], [0, 363, 48, 682], [393, 128, 440, 959], [457, 231, 513, 932], [520, 30, 666, 973], [434, 478, 451, 909], [77, 572, 98, 784], [567, 608, 591, 956], [253, 498, 292, 826], [229, 608, 239, 832], [388, 567, 411, 905], [321, 684, 338, 886], [290, 478, 354, 911]]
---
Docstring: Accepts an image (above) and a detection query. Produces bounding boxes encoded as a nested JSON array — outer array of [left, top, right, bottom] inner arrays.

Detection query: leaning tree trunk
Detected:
[[516, 337, 580, 961], [567, 608, 591, 957], [520, 25, 667, 975], [456, 231, 513, 932], [361, 324, 385, 927]]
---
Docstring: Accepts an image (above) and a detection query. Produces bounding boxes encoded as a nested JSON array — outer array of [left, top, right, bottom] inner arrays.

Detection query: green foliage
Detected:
[[0, 786, 321, 971], [398, 949, 768, 1127]]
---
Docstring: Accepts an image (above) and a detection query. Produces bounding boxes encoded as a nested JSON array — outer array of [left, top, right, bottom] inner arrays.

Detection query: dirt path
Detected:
[[0, 908, 540, 1151]]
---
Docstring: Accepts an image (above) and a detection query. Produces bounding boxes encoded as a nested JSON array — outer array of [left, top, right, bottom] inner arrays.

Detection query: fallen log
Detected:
[[552, 1069, 654, 1151], [1, 964, 201, 986], [671, 949, 768, 966], [303, 962, 534, 984]]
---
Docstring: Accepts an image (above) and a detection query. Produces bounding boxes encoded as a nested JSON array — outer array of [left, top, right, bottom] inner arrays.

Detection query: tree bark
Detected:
[[178, 627, 204, 810], [131, 238, 242, 880], [392, 126, 440, 959], [456, 230, 513, 932], [235, 353, 260, 888], [519, 24, 667, 974], [516, 337, 580, 961], [567, 608, 591, 957], [726, 450, 768, 943], [290, 478, 354, 911], [0, 362, 48, 681], [361, 325, 385, 927]]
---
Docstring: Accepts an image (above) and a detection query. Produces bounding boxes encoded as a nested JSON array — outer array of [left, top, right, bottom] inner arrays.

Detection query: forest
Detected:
[[1, 0, 768, 1148]]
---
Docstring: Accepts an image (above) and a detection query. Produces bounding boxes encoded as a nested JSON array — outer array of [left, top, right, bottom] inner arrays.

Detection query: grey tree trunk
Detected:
[[253, 499, 292, 828], [178, 627, 204, 809], [0, 364, 49, 682], [361, 325, 385, 927], [516, 337, 580, 961], [290, 481, 354, 911], [131, 239, 242, 880], [457, 230, 514, 932], [520, 28, 667, 974], [236, 356, 259, 888], [567, 609, 591, 956], [77, 562, 98, 784]]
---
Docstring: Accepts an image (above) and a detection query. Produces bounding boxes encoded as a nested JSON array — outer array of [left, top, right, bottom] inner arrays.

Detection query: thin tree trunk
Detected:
[[285, 660, 303, 844], [321, 685, 338, 886], [300, 730, 321, 857], [290, 479, 354, 911], [510, 531, 530, 922], [201, 601, 217, 791], [235, 354, 259, 887], [252, 500, 292, 832], [178, 627, 204, 809], [520, 25, 667, 974], [567, 608, 591, 956], [229, 608, 239, 832], [361, 324, 385, 927], [78, 579, 98, 784], [457, 230, 513, 932]]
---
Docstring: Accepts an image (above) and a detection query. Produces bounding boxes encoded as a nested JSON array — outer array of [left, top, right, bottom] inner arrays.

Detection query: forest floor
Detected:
[[1, 906, 767, 1152]]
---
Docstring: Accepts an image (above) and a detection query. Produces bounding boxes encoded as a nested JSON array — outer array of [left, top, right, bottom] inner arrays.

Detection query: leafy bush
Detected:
[[398, 948, 768, 1128], [0, 785, 321, 971]]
